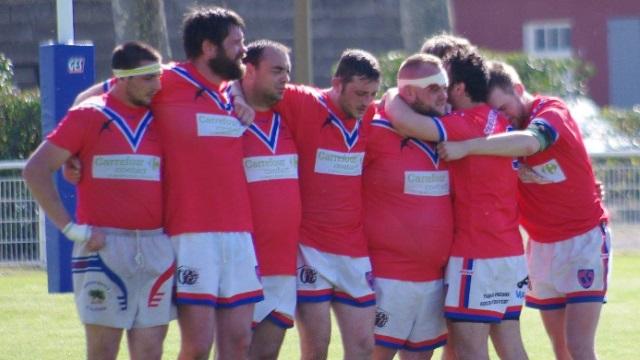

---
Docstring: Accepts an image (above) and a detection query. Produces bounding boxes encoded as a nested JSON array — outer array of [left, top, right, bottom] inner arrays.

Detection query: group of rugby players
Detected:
[[24, 5, 611, 360]]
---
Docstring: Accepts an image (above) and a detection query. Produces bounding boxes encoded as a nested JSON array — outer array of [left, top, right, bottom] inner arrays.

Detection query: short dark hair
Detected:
[[334, 49, 380, 84], [182, 6, 245, 60], [420, 33, 475, 60], [487, 61, 521, 95], [111, 41, 161, 70], [399, 53, 443, 74], [447, 49, 489, 103], [243, 39, 291, 67]]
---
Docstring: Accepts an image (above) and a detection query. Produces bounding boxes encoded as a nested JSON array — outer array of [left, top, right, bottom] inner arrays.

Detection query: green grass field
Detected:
[[1, 253, 638, 359]]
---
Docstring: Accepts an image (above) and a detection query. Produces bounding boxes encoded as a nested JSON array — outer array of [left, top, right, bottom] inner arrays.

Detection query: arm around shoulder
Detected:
[[438, 131, 541, 161], [383, 88, 442, 142]]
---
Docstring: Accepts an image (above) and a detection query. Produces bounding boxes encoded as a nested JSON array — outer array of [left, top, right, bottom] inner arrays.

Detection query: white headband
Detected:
[[397, 70, 449, 89], [113, 62, 162, 78]]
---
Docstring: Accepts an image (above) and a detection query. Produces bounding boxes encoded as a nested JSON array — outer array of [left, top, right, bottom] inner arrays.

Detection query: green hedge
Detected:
[[0, 53, 41, 160], [376, 49, 594, 98]]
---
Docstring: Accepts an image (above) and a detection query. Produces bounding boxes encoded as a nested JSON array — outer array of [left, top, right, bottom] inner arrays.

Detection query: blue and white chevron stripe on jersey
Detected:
[[88, 103, 153, 153], [247, 112, 281, 153], [170, 65, 233, 113]]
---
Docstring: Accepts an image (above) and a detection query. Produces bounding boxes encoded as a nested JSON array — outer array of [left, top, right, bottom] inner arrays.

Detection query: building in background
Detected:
[[0, 0, 449, 90], [451, 0, 640, 108]]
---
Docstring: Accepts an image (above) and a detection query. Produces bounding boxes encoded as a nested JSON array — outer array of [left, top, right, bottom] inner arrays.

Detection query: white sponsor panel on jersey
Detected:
[[404, 171, 450, 196], [196, 113, 246, 137], [530, 158, 566, 183], [243, 154, 298, 183], [92, 154, 160, 181], [314, 149, 364, 176]]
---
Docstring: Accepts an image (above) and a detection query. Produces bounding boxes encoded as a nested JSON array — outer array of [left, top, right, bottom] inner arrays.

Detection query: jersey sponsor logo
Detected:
[[578, 269, 595, 289], [92, 154, 160, 181], [298, 265, 318, 284], [520, 159, 566, 184], [247, 112, 282, 153], [404, 171, 449, 196], [243, 154, 298, 183], [375, 308, 390, 328], [196, 113, 246, 137], [314, 149, 364, 176], [177, 266, 199, 285]]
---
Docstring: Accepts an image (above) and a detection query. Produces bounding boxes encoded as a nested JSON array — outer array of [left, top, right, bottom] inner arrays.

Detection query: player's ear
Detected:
[[331, 77, 343, 93], [202, 40, 218, 58], [513, 83, 525, 97]]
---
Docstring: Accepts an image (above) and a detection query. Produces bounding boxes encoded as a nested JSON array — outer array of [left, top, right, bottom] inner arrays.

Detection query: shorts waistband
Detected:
[[94, 227, 165, 237]]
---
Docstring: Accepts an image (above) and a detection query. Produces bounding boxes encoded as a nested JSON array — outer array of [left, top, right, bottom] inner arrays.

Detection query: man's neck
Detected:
[[192, 57, 224, 87], [327, 87, 349, 118], [111, 84, 139, 109], [452, 96, 481, 111], [241, 81, 272, 111], [522, 91, 536, 117]]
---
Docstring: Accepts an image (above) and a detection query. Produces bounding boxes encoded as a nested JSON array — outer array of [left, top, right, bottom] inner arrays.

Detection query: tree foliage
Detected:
[[0, 53, 41, 160]]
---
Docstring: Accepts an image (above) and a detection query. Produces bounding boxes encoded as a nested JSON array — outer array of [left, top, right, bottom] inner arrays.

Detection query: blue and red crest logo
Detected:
[[577, 269, 595, 289]]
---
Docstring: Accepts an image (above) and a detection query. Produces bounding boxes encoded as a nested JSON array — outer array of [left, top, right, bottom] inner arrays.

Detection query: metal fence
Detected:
[[0, 160, 45, 267], [0, 154, 639, 266]]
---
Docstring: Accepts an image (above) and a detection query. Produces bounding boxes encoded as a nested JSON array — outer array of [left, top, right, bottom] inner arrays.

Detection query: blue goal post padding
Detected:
[[39, 43, 95, 293]]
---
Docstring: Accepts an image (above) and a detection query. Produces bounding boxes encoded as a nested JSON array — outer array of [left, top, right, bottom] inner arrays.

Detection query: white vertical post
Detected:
[[56, 0, 74, 43]]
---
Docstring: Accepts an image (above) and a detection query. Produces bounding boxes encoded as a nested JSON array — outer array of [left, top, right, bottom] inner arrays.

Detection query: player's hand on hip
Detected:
[[85, 228, 106, 252]]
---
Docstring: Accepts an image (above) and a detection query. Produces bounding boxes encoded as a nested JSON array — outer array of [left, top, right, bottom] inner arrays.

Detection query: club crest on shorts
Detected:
[[298, 265, 317, 284], [177, 266, 199, 285], [84, 281, 110, 311], [365, 271, 375, 291], [578, 269, 595, 289], [375, 308, 390, 328]]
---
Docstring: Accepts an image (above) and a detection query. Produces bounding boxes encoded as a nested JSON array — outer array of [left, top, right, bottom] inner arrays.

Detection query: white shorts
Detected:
[[526, 223, 612, 310], [252, 275, 296, 329], [296, 244, 375, 307], [172, 232, 263, 308], [374, 277, 447, 352], [72, 228, 175, 329], [444, 255, 527, 323]]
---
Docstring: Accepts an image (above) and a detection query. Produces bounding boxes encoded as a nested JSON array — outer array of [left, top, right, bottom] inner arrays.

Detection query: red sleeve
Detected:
[[46, 107, 93, 155], [274, 84, 319, 140]]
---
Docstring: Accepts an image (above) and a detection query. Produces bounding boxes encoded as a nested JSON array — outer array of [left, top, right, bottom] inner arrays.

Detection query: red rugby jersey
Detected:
[[152, 62, 252, 236], [363, 107, 453, 281], [243, 109, 301, 275], [436, 104, 523, 258], [48, 93, 162, 229], [276, 85, 373, 257], [517, 96, 607, 242]]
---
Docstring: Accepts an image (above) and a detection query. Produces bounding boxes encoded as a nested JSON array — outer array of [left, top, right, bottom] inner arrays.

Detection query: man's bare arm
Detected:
[[383, 88, 443, 142], [437, 131, 542, 161], [23, 142, 104, 250], [72, 83, 105, 106]]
